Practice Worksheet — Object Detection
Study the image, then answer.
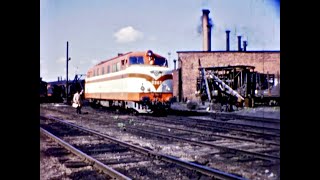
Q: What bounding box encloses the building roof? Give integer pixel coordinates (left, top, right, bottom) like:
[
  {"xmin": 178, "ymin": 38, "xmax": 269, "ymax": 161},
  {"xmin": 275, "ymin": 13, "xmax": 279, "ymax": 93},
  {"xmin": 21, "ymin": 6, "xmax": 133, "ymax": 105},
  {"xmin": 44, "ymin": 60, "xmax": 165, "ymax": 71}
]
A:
[
  {"xmin": 200, "ymin": 65, "xmax": 255, "ymax": 71},
  {"xmin": 176, "ymin": 50, "xmax": 280, "ymax": 53}
]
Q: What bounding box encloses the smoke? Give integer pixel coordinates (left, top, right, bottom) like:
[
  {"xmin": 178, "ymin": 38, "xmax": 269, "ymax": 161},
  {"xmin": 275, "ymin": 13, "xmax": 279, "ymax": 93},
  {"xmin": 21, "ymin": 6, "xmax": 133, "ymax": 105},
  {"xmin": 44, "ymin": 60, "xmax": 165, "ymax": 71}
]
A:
[
  {"xmin": 197, "ymin": 17, "xmax": 202, "ymax": 36},
  {"xmin": 196, "ymin": 15, "xmax": 214, "ymax": 36},
  {"xmin": 208, "ymin": 17, "xmax": 214, "ymax": 29}
]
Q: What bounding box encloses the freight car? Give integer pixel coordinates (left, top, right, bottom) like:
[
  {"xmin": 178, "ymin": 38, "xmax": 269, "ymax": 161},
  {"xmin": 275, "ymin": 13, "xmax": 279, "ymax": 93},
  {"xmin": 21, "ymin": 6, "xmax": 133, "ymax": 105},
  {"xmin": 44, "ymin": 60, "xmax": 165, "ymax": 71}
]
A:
[{"xmin": 84, "ymin": 50, "xmax": 173, "ymax": 114}]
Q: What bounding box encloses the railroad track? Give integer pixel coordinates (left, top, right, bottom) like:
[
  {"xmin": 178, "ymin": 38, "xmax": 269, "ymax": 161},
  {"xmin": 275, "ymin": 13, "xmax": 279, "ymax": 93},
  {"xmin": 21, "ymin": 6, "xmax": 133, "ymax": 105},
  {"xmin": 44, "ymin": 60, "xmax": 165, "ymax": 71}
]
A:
[
  {"xmin": 46, "ymin": 114, "xmax": 279, "ymax": 162},
  {"xmin": 42, "ymin": 105, "xmax": 280, "ymax": 137},
  {"xmin": 41, "ymin": 105, "xmax": 280, "ymax": 147},
  {"xmin": 189, "ymin": 116, "xmax": 280, "ymax": 131},
  {"xmin": 210, "ymin": 113, "xmax": 280, "ymax": 124},
  {"xmin": 123, "ymin": 120, "xmax": 280, "ymax": 147},
  {"xmin": 41, "ymin": 128, "xmax": 129, "ymax": 180},
  {"xmin": 40, "ymin": 115, "xmax": 247, "ymax": 180},
  {"xmin": 41, "ymin": 106, "xmax": 280, "ymax": 157},
  {"xmin": 41, "ymin": 105, "xmax": 280, "ymax": 179},
  {"xmin": 117, "ymin": 121, "xmax": 280, "ymax": 162},
  {"xmin": 140, "ymin": 115, "xmax": 280, "ymax": 139}
]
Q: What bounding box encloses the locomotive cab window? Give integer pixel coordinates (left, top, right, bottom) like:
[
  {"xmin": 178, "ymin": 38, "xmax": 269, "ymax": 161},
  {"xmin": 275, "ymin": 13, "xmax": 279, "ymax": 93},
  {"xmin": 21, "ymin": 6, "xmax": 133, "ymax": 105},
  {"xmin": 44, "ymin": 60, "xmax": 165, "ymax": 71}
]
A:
[
  {"xmin": 154, "ymin": 57, "xmax": 168, "ymax": 67},
  {"xmin": 129, "ymin": 56, "xmax": 144, "ymax": 65}
]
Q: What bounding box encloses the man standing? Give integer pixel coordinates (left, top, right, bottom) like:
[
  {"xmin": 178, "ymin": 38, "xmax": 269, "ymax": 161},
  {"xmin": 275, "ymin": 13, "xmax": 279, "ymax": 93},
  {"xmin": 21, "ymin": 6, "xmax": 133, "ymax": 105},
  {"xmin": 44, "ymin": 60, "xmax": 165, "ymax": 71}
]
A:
[{"xmin": 73, "ymin": 89, "xmax": 83, "ymax": 114}]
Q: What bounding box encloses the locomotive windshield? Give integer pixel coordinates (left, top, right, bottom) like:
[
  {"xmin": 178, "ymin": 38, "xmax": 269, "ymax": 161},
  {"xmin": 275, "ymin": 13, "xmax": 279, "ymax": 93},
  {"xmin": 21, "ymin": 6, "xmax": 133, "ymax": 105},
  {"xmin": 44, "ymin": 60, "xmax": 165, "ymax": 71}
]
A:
[
  {"xmin": 154, "ymin": 57, "xmax": 168, "ymax": 67},
  {"xmin": 129, "ymin": 55, "xmax": 167, "ymax": 67},
  {"xmin": 129, "ymin": 56, "xmax": 144, "ymax": 64}
]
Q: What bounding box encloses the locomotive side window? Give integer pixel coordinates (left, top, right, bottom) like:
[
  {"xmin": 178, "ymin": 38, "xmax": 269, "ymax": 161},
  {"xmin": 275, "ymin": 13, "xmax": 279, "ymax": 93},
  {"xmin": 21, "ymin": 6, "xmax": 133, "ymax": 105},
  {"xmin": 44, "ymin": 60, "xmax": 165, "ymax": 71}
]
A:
[
  {"xmin": 112, "ymin": 64, "xmax": 116, "ymax": 72},
  {"xmin": 116, "ymin": 62, "xmax": 121, "ymax": 71},
  {"xmin": 129, "ymin": 56, "xmax": 144, "ymax": 65},
  {"xmin": 87, "ymin": 71, "xmax": 92, "ymax": 78}
]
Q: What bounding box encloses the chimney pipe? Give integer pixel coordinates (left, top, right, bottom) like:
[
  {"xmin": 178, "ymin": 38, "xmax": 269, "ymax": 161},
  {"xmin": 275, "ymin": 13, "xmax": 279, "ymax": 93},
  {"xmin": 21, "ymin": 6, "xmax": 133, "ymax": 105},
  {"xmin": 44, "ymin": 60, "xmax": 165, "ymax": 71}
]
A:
[
  {"xmin": 243, "ymin": 41, "xmax": 247, "ymax": 51},
  {"xmin": 226, "ymin": 30, "xmax": 230, "ymax": 51},
  {"xmin": 237, "ymin": 36, "xmax": 242, "ymax": 52},
  {"xmin": 202, "ymin": 9, "xmax": 211, "ymax": 51}
]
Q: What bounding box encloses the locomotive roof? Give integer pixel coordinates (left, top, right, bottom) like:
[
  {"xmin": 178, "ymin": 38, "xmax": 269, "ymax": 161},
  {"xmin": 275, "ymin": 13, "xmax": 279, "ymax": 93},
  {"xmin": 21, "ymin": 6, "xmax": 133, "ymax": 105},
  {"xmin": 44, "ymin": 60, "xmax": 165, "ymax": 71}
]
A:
[{"xmin": 94, "ymin": 51, "xmax": 166, "ymax": 67}]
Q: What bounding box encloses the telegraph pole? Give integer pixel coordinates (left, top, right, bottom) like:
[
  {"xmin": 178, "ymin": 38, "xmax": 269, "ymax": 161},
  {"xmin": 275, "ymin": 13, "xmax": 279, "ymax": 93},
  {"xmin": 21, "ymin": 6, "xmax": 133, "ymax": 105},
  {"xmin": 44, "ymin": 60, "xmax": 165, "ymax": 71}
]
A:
[
  {"xmin": 66, "ymin": 41, "xmax": 71, "ymax": 104},
  {"xmin": 168, "ymin": 52, "xmax": 171, "ymax": 68}
]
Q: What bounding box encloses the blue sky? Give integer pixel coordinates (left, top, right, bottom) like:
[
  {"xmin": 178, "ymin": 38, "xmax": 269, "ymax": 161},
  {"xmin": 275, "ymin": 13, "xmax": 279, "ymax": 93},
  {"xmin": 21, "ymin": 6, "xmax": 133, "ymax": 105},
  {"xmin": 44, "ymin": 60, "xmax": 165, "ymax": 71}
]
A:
[{"xmin": 40, "ymin": 0, "xmax": 280, "ymax": 82}]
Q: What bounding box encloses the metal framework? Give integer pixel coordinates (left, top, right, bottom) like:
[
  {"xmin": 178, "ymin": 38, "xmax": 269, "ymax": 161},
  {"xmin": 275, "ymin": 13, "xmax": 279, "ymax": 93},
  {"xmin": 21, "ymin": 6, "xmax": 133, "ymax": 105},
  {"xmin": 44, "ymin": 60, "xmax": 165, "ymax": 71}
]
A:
[{"xmin": 197, "ymin": 61, "xmax": 279, "ymax": 108}]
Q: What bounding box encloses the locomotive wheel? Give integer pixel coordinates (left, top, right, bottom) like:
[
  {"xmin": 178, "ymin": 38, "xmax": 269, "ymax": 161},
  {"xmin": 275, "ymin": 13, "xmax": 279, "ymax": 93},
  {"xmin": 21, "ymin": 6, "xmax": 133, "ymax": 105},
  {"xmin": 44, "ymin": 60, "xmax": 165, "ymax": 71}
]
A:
[{"xmin": 89, "ymin": 99, "xmax": 101, "ymax": 109}]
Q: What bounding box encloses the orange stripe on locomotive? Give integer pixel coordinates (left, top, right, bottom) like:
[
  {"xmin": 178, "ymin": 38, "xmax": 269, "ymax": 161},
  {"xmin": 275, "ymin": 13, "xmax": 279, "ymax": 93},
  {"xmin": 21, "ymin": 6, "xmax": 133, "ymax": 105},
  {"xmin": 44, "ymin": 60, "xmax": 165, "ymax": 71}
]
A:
[{"xmin": 84, "ymin": 50, "xmax": 173, "ymax": 103}]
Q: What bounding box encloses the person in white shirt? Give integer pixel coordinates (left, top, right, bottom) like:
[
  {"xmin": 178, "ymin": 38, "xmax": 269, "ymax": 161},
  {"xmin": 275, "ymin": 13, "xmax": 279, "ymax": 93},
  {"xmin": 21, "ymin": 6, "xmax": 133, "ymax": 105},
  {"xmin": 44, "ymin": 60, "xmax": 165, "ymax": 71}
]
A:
[{"xmin": 73, "ymin": 89, "xmax": 83, "ymax": 114}]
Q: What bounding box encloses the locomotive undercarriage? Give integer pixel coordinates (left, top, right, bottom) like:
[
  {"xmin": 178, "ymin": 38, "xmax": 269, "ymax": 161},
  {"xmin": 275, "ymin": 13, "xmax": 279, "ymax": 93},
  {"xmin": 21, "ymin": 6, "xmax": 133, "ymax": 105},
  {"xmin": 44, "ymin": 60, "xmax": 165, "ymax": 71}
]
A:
[{"xmin": 89, "ymin": 98, "xmax": 170, "ymax": 115}]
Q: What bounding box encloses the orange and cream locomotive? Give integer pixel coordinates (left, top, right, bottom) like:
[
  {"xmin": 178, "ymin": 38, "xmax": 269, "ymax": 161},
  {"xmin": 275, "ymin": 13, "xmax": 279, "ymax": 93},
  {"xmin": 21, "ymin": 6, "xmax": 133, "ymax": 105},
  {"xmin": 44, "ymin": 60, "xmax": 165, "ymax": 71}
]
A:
[{"xmin": 84, "ymin": 50, "xmax": 173, "ymax": 114}]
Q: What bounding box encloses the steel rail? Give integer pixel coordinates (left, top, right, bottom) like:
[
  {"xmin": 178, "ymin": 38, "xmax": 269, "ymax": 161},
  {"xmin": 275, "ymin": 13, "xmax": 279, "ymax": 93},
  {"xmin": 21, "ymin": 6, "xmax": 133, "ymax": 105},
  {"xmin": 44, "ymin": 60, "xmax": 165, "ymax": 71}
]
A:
[
  {"xmin": 40, "ymin": 127, "xmax": 131, "ymax": 180},
  {"xmin": 142, "ymin": 116, "xmax": 280, "ymax": 138},
  {"xmin": 129, "ymin": 121, "xmax": 280, "ymax": 146},
  {"xmin": 187, "ymin": 117, "xmax": 280, "ymax": 131},
  {"xmin": 212, "ymin": 113, "xmax": 280, "ymax": 124},
  {"xmin": 126, "ymin": 126, "xmax": 280, "ymax": 162}
]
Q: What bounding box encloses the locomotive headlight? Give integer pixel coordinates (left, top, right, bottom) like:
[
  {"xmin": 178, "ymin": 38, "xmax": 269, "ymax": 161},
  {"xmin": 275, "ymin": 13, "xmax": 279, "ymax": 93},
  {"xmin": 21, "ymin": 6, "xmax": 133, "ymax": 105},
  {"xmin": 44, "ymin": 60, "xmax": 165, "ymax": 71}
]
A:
[
  {"xmin": 141, "ymin": 83, "xmax": 145, "ymax": 92},
  {"xmin": 166, "ymin": 86, "xmax": 171, "ymax": 91}
]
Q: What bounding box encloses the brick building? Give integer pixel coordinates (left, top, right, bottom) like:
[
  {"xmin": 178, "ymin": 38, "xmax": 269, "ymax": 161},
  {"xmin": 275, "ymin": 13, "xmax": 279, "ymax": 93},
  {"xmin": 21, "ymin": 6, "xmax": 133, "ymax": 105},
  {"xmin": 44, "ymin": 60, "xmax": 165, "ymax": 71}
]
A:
[
  {"xmin": 172, "ymin": 9, "xmax": 280, "ymax": 103},
  {"xmin": 172, "ymin": 51, "xmax": 280, "ymax": 102}
]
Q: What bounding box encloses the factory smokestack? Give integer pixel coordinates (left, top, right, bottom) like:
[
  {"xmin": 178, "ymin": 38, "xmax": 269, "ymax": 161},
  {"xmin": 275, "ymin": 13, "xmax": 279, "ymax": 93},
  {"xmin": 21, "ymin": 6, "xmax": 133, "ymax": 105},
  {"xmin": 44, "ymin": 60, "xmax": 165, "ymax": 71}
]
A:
[
  {"xmin": 237, "ymin": 36, "xmax": 242, "ymax": 52},
  {"xmin": 243, "ymin": 41, "xmax": 247, "ymax": 51},
  {"xmin": 226, "ymin": 30, "xmax": 230, "ymax": 51},
  {"xmin": 202, "ymin": 9, "xmax": 211, "ymax": 51}
]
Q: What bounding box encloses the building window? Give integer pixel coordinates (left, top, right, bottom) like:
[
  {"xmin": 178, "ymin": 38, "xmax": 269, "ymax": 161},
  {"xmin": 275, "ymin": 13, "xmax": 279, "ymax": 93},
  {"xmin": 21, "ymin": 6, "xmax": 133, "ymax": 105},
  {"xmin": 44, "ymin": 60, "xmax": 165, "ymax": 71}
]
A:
[
  {"xmin": 107, "ymin": 65, "xmax": 110, "ymax": 73},
  {"xmin": 97, "ymin": 68, "xmax": 99, "ymax": 76},
  {"xmin": 102, "ymin": 67, "xmax": 105, "ymax": 74}
]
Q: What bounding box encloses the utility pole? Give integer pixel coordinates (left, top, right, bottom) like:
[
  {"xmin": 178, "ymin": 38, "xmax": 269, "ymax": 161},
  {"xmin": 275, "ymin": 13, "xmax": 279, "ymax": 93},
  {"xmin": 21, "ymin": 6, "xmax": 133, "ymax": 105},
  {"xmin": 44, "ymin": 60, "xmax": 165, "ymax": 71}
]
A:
[
  {"xmin": 168, "ymin": 52, "xmax": 171, "ymax": 68},
  {"xmin": 66, "ymin": 41, "xmax": 71, "ymax": 104}
]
